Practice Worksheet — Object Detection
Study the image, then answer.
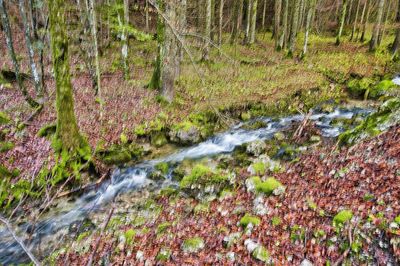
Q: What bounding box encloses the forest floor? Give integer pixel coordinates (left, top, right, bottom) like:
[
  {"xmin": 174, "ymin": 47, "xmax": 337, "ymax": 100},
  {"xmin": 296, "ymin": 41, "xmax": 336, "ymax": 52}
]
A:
[{"xmin": 1, "ymin": 30, "xmax": 397, "ymax": 184}]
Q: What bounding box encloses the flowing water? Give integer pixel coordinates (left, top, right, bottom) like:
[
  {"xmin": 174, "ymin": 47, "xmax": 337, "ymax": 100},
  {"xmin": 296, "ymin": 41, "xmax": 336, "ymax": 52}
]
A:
[{"xmin": 0, "ymin": 107, "xmax": 372, "ymax": 265}]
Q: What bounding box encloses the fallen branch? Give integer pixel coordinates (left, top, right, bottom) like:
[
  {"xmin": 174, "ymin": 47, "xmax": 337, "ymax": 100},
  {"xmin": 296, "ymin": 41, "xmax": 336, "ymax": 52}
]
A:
[
  {"xmin": 0, "ymin": 215, "xmax": 41, "ymax": 266},
  {"xmin": 86, "ymin": 207, "xmax": 114, "ymax": 266},
  {"xmin": 293, "ymin": 109, "xmax": 312, "ymax": 142}
]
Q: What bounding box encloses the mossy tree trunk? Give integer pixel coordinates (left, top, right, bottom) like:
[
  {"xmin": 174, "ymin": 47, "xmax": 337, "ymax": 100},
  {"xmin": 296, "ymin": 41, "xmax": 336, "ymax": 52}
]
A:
[
  {"xmin": 369, "ymin": 0, "xmax": 385, "ymax": 51},
  {"xmin": 288, "ymin": 0, "xmax": 300, "ymax": 56},
  {"xmin": 274, "ymin": 0, "xmax": 282, "ymax": 49},
  {"xmin": 0, "ymin": 0, "xmax": 39, "ymax": 108},
  {"xmin": 335, "ymin": 0, "xmax": 347, "ymax": 45},
  {"xmin": 391, "ymin": 0, "xmax": 400, "ymax": 57},
  {"xmin": 49, "ymin": 0, "xmax": 84, "ymax": 151}
]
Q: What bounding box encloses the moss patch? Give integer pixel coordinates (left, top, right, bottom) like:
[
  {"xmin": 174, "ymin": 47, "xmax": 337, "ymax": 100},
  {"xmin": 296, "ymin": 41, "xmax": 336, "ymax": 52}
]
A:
[
  {"xmin": 333, "ymin": 210, "xmax": 353, "ymax": 226},
  {"xmin": 181, "ymin": 237, "xmax": 205, "ymax": 253},
  {"xmin": 240, "ymin": 214, "xmax": 261, "ymax": 228},
  {"xmin": 256, "ymin": 177, "xmax": 284, "ymax": 195}
]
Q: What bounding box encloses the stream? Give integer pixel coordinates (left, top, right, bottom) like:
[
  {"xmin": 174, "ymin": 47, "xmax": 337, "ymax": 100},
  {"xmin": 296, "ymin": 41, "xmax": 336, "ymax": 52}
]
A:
[{"xmin": 0, "ymin": 106, "xmax": 373, "ymax": 265}]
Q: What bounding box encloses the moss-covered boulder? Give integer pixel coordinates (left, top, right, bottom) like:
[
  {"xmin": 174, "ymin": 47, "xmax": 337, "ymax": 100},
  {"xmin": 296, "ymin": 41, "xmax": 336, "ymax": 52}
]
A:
[
  {"xmin": 0, "ymin": 112, "xmax": 11, "ymax": 125},
  {"xmin": 151, "ymin": 132, "xmax": 168, "ymax": 147},
  {"xmin": 246, "ymin": 140, "xmax": 267, "ymax": 156},
  {"xmin": 347, "ymin": 78, "xmax": 399, "ymax": 99},
  {"xmin": 181, "ymin": 237, "xmax": 205, "ymax": 253},
  {"xmin": 168, "ymin": 121, "xmax": 202, "ymax": 145},
  {"xmin": 339, "ymin": 98, "xmax": 400, "ymax": 146},
  {"xmin": 179, "ymin": 164, "xmax": 231, "ymax": 199},
  {"xmin": 97, "ymin": 144, "xmax": 144, "ymax": 165}
]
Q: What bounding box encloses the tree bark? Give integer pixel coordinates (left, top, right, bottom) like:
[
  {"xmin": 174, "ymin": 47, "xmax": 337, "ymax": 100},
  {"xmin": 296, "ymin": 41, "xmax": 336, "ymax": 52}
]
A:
[
  {"xmin": 145, "ymin": 0, "xmax": 149, "ymax": 31},
  {"xmin": 369, "ymin": 0, "xmax": 385, "ymax": 51},
  {"xmin": 377, "ymin": 0, "xmax": 391, "ymax": 45},
  {"xmin": 122, "ymin": 0, "xmax": 129, "ymax": 79},
  {"xmin": 249, "ymin": 0, "xmax": 258, "ymax": 44},
  {"xmin": 230, "ymin": 0, "xmax": 244, "ymax": 44},
  {"xmin": 346, "ymin": 0, "xmax": 354, "ymax": 25},
  {"xmin": 302, "ymin": 0, "xmax": 316, "ymax": 57},
  {"xmin": 49, "ymin": 0, "xmax": 84, "ymax": 151},
  {"xmin": 202, "ymin": 0, "xmax": 212, "ymax": 59},
  {"xmin": 350, "ymin": 0, "xmax": 360, "ymax": 41},
  {"xmin": 0, "ymin": 0, "xmax": 38, "ymax": 108},
  {"xmin": 360, "ymin": 0, "xmax": 371, "ymax": 42},
  {"xmin": 19, "ymin": 0, "xmax": 42, "ymax": 97},
  {"xmin": 279, "ymin": 0, "xmax": 289, "ymax": 49},
  {"xmin": 274, "ymin": 0, "xmax": 282, "ymax": 49},
  {"xmin": 244, "ymin": 0, "xmax": 252, "ymax": 44},
  {"xmin": 391, "ymin": 0, "xmax": 400, "ymax": 56},
  {"xmin": 335, "ymin": 0, "xmax": 347, "ymax": 45},
  {"xmin": 217, "ymin": 0, "xmax": 224, "ymax": 45},
  {"xmin": 88, "ymin": 0, "xmax": 101, "ymax": 97},
  {"xmin": 261, "ymin": 0, "xmax": 267, "ymax": 30},
  {"xmin": 288, "ymin": 0, "xmax": 301, "ymax": 55}
]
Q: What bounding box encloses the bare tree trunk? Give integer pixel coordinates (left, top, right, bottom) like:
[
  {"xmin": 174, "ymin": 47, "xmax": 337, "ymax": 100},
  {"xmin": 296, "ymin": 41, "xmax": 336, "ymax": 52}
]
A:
[
  {"xmin": 369, "ymin": 0, "xmax": 385, "ymax": 51},
  {"xmin": 336, "ymin": 0, "xmax": 347, "ymax": 45},
  {"xmin": 391, "ymin": 0, "xmax": 400, "ymax": 57},
  {"xmin": 202, "ymin": 0, "xmax": 212, "ymax": 60},
  {"xmin": 346, "ymin": 0, "xmax": 354, "ymax": 25},
  {"xmin": 360, "ymin": 0, "xmax": 371, "ymax": 42},
  {"xmin": 350, "ymin": 0, "xmax": 360, "ymax": 40},
  {"xmin": 88, "ymin": 0, "xmax": 101, "ymax": 97},
  {"xmin": 244, "ymin": 0, "xmax": 252, "ymax": 44},
  {"xmin": 145, "ymin": 0, "xmax": 149, "ymax": 31},
  {"xmin": 298, "ymin": 0, "xmax": 305, "ymax": 32},
  {"xmin": 288, "ymin": 0, "xmax": 300, "ymax": 56},
  {"xmin": 274, "ymin": 0, "xmax": 282, "ymax": 49},
  {"xmin": 19, "ymin": 0, "xmax": 42, "ymax": 97},
  {"xmin": 249, "ymin": 0, "xmax": 258, "ymax": 44},
  {"xmin": 377, "ymin": 0, "xmax": 391, "ymax": 45},
  {"xmin": 280, "ymin": 0, "xmax": 289, "ymax": 49},
  {"xmin": 230, "ymin": 0, "xmax": 244, "ymax": 44},
  {"xmin": 121, "ymin": 0, "xmax": 129, "ymax": 79},
  {"xmin": 302, "ymin": 0, "xmax": 316, "ymax": 57},
  {"xmin": 0, "ymin": 0, "xmax": 38, "ymax": 108},
  {"xmin": 261, "ymin": 0, "xmax": 267, "ymax": 30},
  {"xmin": 217, "ymin": 0, "xmax": 224, "ymax": 45}
]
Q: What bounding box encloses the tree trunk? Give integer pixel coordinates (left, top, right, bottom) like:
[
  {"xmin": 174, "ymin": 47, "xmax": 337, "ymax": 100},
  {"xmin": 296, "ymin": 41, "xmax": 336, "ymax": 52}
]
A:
[
  {"xmin": 274, "ymin": 0, "xmax": 282, "ymax": 49},
  {"xmin": 377, "ymin": 0, "xmax": 391, "ymax": 45},
  {"xmin": 261, "ymin": 0, "xmax": 267, "ymax": 30},
  {"xmin": 122, "ymin": 0, "xmax": 129, "ymax": 79},
  {"xmin": 19, "ymin": 0, "xmax": 42, "ymax": 97},
  {"xmin": 335, "ymin": 0, "xmax": 347, "ymax": 45},
  {"xmin": 202, "ymin": 0, "xmax": 212, "ymax": 60},
  {"xmin": 0, "ymin": 0, "xmax": 38, "ymax": 108},
  {"xmin": 302, "ymin": 0, "xmax": 316, "ymax": 57},
  {"xmin": 288, "ymin": 0, "xmax": 300, "ymax": 56},
  {"xmin": 145, "ymin": 0, "xmax": 149, "ymax": 31},
  {"xmin": 230, "ymin": 0, "xmax": 244, "ymax": 44},
  {"xmin": 391, "ymin": 0, "xmax": 400, "ymax": 56},
  {"xmin": 346, "ymin": 0, "xmax": 353, "ymax": 25},
  {"xmin": 88, "ymin": 0, "xmax": 101, "ymax": 97},
  {"xmin": 244, "ymin": 0, "xmax": 252, "ymax": 44},
  {"xmin": 369, "ymin": 0, "xmax": 385, "ymax": 51},
  {"xmin": 48, "ymin": 0, "xmax": 84, "ymax": 151},
  {"xmin": 249, "ymin": 0, "xmax": 258, "ymax": 44},
  {"xmin": 298, "ymin": 0, "xmax": 305, "ymax": 32},
  {"xmin": 360, "ymin": 0, "xmax": 371, "ymax": 42},
  {"xmin": 279, "ymin": 0, "xmax": 288, "ymax": 49},
  {"xmin": 217, "ymin": 0, "xmax": 224, "ymax": 45},
  {"xmin": 350, "ymin": 0, "xmax": 360, "ymax": 41}
]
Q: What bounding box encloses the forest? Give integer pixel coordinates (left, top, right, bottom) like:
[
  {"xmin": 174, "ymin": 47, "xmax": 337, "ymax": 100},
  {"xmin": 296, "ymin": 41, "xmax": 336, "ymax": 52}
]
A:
[{"xmin": 0, "ymin": 0, "xmax": 400, "ymax": 264}]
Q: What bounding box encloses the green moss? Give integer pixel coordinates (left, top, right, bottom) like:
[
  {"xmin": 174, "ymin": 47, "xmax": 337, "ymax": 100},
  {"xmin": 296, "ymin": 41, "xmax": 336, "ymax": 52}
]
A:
[
  {"xmin": 179, "ymin": 164, "xmax": 228, "ymax": 189},
  {"xmin": 333, "ymin": 210, "xmax": 353, "ymax": 226},
  {"xmin": 151, "ymin": 132, "xmax": 168, "ymax": 147},
  {"xmin": 256, "ymin": 177, "xmax": 284, "ymax": 195},
  {"xmin": 0, "ymin": 112, "xmax": 11, "ymax": 125},
  {"xmin": 271, "ymin": 216, "xmax": 281, "ymax": 226},
  {"xmin": 194, "ymin": 203, "xmax": 209, "ymax": 214},
  {"xmin": 124, "ymin": 229, "xmax": 136, "ymax": 245},
  {"xmin": 97, "ymin": 144, "xmax": 144, "ymax": 165},
  {"xmin": 37, "ymin": 124, "xmax": 57, "ymax": 137},
  {"xmin": 0, "ymin": 142, "xmax": 14, "ymax": 153},
  {"xmin": 240, "ymin": 214, "xmax": 261, "ymax": 228},
  {"xmin": 155, "ymin": 162, "xmax": 169, "ymax": 174},
  {"xmin": 76, "ymin": 231, "xmax": 91, "ymax": 242},
  {"xmin": 394, "ymin": 216, "xmax": 400, "ymax": 225},
  {"xmin": 156, "ymin": 248, "xmax": 171, "ymax": 261},
  {"xmin": 156, "ymin": 222, "xmax": 171, "ymax": 234},
  {"xmin": 134, "ymin": 124, "xmax": 146, "ymax": 136},
  {"xmin": 251, "ymin": 162, "xmax": 266, "ymax": 175},
  {"xmin": 252, "ymin": 245, "xmax": 270, "ymax": 262},
  {"xmin": 120, "ymin": 133, "xmax": 128, "ymax": 144},
  {"xmin": 181, "ymin": 237, "xmax": 205, "ymax": 253}
]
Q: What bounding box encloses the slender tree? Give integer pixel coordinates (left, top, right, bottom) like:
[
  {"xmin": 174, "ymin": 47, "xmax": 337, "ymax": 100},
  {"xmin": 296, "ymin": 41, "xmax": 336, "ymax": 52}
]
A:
[
  {"xmin": 377, "ymin": 0, "xmax": 391, "ymax": 45},
  {"xmin": 336, "ymin": 0, "xmax": 348, "ymax": 45},
  {"xmin": 350, "ymin": 0, "xmax": 361, "ymax": 41},
  {"xmin": 391, "ymin": 0, "xmax": 400, "ymax": 57},
  {"xmin": 217, "ymin": 0, "xmax": 224, "ymax": 45},
  {"xmin": 202, "ymin": 0, "xmax": 212, "ymax": 60},
  {"xmin": 274, "ymin": 0, "xmax": 282, "ymax": 49},
  {"xmin": 48, "ymin": 0, "xmax": 85, "ymax": 151},
  {"xmin": 249, "ymin": 0, "xmax": 258, "ymax": 44},
  {"xmin": 145, "ymin": 0, "xmax": 149, "ymax": 31},
  {"xmin": 369, "ymin": 0, "xmax": 385, "ymax": 51},
  {"xmin": 19, "ymin": 0, "xmax": 42, "ymax": 97},
  {"xmin": 122, "ymin": 0, "xmax": 129, "ymax": 79},
  {"xmin": 88, "ymin": 0, "xmax": 102, "ymax": 97},
  {"xmin": 288, "ymin": 0, "xmax": 301, "ymax": 56},
  {"xmin": 0, "ymin": 0, "xmax": 38, "ymax": 108},
  {"xmin": 261, "ymin": 0, "xmax": 267, "ymax": 30},
  {"xmin": 279, "ymin": 0, "xmax": 289, "ymax": 49},
  {"xmin": 244, "ymin": 0, "xmax": 252, "ymax": 44},
  {"xmin": 346, "ymin": 0, "xmax": 354, "ymax": 25},
  {"xmin": 302, "ymin": 0, "xmax": 316, "ymax": 57},
  {"xmin": 230, "ymin": 0, "xmax": 244, "ymax": 44},
  {"xmin": 360, "ymin": 0, "xmax": 371, "ymax": 42}
]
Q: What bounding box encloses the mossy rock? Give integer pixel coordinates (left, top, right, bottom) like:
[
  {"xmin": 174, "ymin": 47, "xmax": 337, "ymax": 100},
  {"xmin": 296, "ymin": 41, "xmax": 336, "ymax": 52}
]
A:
[
  {"xmin": 339, "ymin": 98, "xmax": 400, "ymax": 146},
  {"xmin": 240, "ymin": 214, "xmax": 261, "ymax": 228},
  {"xmin": 37, "ymin": 124, "xmax": 57, "ymax": 137},
  {"xmin": 347, "ymin": 78, "xmax": 398, "ymax": 99},
  {"xmin": 168, "ymin": 121, "xmax": 202, "ymax": 145},
  {"xmin": 248, "ymin": 162, "xmax": 266, "ymax": 175},
  {"xmin": 97, "ymin": 144, "xmax": 144, "ymax": 165},
  {"xmin": 347, "ymin": 77, "xmax": 375, "ymax": 99},
  {"xmin": 333, "ymin": 210, "xmax": 353, "ymax": 226},
  {"xmin": 181, "ymin": 237, "xmax": 205, "ymax": 253},
  {"xmin": 0, "ymin": 142, "xmax": 14, "ymax": 153},
  {"xmin": 252, "ymin": 245, "xmax": 270, "ymax": 263},
  {"xmin": 151, "ymin": 132, "xmax": 168, "ymax": 147},
  {"xmin": 0, "ymin": 112, "xmax": 11, "ymax": 125},
  {"xmin": 155, "ymin": 162, "xmax": 169, "ymax": 175},
  {"xmin": 256, "ymin": 177, "xmax": 284, "ymax": 196}
]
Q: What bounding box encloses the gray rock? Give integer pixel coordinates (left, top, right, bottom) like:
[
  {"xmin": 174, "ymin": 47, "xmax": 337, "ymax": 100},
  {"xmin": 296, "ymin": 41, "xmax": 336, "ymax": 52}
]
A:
[
  {"xmin": 169, "ymin": 125, "xmax": 201, "ymax": 145},
  {"xmin": 246, "ymin": 140, "xmax": 267, "ymax": 156}
]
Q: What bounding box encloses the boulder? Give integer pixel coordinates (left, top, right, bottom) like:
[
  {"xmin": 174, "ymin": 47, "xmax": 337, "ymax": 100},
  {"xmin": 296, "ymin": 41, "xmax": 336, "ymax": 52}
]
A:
[{"xmin": 246, "ymin": 140, "xmax": 267, "ymax": 156}]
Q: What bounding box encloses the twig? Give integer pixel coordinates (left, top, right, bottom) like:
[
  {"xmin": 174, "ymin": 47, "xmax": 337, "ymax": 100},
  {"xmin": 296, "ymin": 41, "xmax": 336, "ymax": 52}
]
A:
[
  {"xmin": 0, "ymin": 215, "xmax": 41, "ymax": 266},
  {"xmin": 293, "ymin": 109, "xmax": 312, "ymax": 142},
  {"xmin": 86, "ymin": 207, "xmax": 114, "ymax": 266},
  {"xmin": 56, "ymin": 171, "xmax": 108, "ymax": 199}
]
